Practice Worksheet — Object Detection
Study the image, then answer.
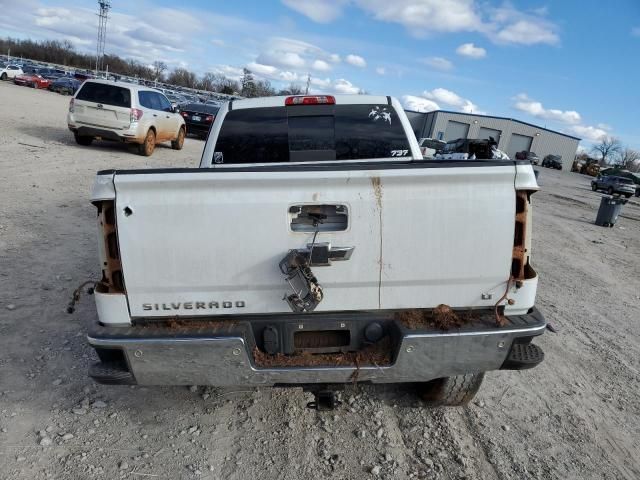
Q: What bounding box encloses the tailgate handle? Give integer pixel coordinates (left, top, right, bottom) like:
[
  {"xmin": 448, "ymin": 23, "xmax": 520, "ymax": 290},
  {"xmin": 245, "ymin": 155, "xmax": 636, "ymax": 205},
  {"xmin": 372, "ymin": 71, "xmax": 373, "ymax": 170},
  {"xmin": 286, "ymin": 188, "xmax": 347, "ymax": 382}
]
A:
[
  {"xmin": 304, "ymin": 243, "xmax": 354, "ymax": 266},
  {"xmin": 289, "ymin": 204, "xmax": 348, "ymax": 232}
]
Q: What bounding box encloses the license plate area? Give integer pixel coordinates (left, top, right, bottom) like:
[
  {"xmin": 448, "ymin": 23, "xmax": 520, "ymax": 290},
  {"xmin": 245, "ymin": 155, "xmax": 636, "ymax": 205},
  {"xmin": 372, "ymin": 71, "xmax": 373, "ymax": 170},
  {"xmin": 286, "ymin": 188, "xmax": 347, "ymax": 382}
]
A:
[
  {"xmin": 250, "ymin": 316, "xmax": 398, "ymax": 356},
  {"xmin": 192, "ymin": 115, "xmax": 201, "ymax": 121}
]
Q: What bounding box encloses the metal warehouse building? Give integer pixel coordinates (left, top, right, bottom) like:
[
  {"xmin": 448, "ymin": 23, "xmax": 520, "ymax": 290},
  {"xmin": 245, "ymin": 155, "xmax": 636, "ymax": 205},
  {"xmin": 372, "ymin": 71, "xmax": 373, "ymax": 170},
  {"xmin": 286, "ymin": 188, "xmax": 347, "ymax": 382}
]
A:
[{"xmin": 406, "ymin": 110, "xmax": 580, "ymax": 170}]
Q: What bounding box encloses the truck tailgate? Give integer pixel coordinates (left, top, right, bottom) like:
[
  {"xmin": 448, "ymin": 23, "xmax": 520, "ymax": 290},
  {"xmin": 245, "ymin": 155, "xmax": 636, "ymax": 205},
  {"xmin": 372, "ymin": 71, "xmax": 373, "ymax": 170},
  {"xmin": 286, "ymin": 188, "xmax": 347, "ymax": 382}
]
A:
[{"xmin": 112, "ymin": 164, "xmax": 516, "ymax": 318}]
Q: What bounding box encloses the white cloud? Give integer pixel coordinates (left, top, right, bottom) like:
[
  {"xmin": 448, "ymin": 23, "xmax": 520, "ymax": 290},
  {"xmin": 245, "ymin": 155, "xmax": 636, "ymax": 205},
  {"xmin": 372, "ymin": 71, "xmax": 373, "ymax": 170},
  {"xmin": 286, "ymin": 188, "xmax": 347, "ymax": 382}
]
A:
[
  {"xmin": 495, "ymin": 20, "xmax": 559, "ymax": 45},
  {"xmin": 346, "ymin": 54, "xmax": 367, "ymax": 68},
  {"xmin": 310, "ymin": 77, "xmax": 332, "ymax": 89},
  {"xmin": 570, "ymin": 125, "xmax": 608, "ymax": 143},
  {"xmin": 456, "ymin": 42, "xmax": 486, "ymax": 58},
  {"xmin": 0, "ymin": 2, "xmax": 209, "ymax": 64},
  {"xmin": 312, "ymin": 59, "xmax": 332, "ymax": 71},
  {"xmin": 309, "ymin": 77, "xmax": 364, "ymax": 95},
  {"xmin": 211, "ymin": 39, "xmax": 225, "ymax": 47},
  {"xmin": 333, "ymin": 78, "xmax": 361, "ymax": 94},
  {"xmin": 280, "ymin": 1, "xmax": 560, "ymax": 46},
  {"xmin": 279, "ymin": 71, "xmax": 300, "ymax": 82},
  {"xmin": 512, "ymin": 94, "xmax": 581, "ymax": 124},
  {"xmin": 421, "ymin": 57, "xmax": 453, "ymax": 71},
  {"xmin": 254, "ymin": 37, "xmax": 341, "ymax": 72},
  {"xmin": 257, "ymin": 50, "xmax": 305, "ymax": 69},
  {"xmin": 632, "ymin": 27, "xmax": 640, "ymax": 37},
  {"xmin": 355, "ymin": 0, "xmax": 482, "ymax": 36},
  {"xmin": 210, "ymin": 65, "xmax": 244, "ymax": 82},
  {"xmin": 281, "ymin": 0, "xmax": 347, "ymax": 23},
  {"xmin": 375, "ymin": 67, "xmax": 386, "ymax": 75},
  {"xmin": 511, "ymin": 94, "xmax": 610, "ymax": 142},
  {"xmin": 402, "ymin": 95, "xmax": 440, "ymax": 113},
  {"xmin": 247, "ymin": 62, "xmax": 279, "ymax": 76},
  {"xmin": 423, "ymin": 87, "xmax": 482, "ymax": 114}
]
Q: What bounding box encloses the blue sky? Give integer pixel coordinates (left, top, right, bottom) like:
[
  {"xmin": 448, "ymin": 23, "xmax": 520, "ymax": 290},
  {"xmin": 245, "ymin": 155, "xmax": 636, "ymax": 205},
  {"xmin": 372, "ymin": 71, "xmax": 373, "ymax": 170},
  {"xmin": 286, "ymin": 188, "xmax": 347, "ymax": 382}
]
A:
[{"xmin": 1, "ymin": 0, "xmax": 639, "ymax": 149}]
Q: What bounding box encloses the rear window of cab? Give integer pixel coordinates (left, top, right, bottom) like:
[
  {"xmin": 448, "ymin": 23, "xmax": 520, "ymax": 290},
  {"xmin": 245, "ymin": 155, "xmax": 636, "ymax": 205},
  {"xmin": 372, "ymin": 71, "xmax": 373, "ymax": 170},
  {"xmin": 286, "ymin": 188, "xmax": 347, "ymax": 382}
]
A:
[
  {"xmin": 76, "ymin": 82, "xmax": 131, "ymax": 108},
  {"xmin": 212, "ymin": 104, "xmax": 411, "ymax": 164}
]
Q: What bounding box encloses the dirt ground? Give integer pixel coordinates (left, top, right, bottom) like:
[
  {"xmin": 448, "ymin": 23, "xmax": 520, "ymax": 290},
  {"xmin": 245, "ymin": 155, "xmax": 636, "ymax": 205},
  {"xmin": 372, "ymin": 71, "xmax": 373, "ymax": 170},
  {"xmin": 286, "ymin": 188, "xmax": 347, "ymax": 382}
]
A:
[{"xmin": 1, "ymin": 81, "xmax": 639, "ymax": 480}]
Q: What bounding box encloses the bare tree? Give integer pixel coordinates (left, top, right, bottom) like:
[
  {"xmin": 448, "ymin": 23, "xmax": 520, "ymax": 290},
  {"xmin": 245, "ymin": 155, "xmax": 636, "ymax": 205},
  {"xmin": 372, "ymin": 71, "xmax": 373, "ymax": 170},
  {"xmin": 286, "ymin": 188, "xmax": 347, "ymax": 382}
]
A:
[
  {"xmin": 618, "ymin": 148, "xmax": 640, "ymax": 171},
  {"xmin": 167, "ymin": 68, "xmax": 197, "ymax": 88},
  {"xmin": 198, "ymin": 72, "xmax": 217, "ymax": 91},
  {"xmin": 278, "ymin": 83, "xmax": 303, "ymax": 95},
  {"xmin": 152, "ymin": 61, "xmax": 167, "ymax": 81},
  {"xmin": 591, "ymin": 136, "xmax": 622, "ymax": 165},
  {"xmin": 253, "ymin": 79, "xmax": 276, "ymax": 97}
]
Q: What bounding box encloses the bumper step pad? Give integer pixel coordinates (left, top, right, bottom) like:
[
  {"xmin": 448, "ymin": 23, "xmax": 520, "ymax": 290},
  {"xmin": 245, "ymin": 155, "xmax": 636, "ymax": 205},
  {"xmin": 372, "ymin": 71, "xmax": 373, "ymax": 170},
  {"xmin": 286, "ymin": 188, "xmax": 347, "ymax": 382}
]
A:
[
  {"xmin": 89, "ymin": 361, "xmax": 136, "ymax": 385},
  {"xmin": 501, "ymin": 343, "xmax": 544, "ymax": 370}
]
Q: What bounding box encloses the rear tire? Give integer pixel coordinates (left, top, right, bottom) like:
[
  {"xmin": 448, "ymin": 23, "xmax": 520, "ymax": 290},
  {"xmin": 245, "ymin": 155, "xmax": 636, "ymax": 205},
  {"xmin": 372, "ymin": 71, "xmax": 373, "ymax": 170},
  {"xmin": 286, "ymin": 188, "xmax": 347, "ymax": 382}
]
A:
[
  {"xmin": 171, "ymin": 127, "xmax": 185, "ymax": 150},
  {"xmin": 138, "ymin": 129, "xmax": 156, "ymax": 156},
  {"xmin": 0, "ymin": 73, "xmax": 7, "ymax": 81},
  {"xmin": 420, "ymin": 373, "xmax": 485, "ymax": 407},
  {"xmin": 591, "ymin": 183, "xmax": 597, "ymax": 191},
  {"xmin": 607, "ymin": 187, "xmax": 614, "ymax": 195},
  {"xmin": 624, "ymin": 194, "xmax": 631, "ymax": 198},
  {"xmin": 74, "ymin": 133, "xmax": 93, "ymax": 146}
]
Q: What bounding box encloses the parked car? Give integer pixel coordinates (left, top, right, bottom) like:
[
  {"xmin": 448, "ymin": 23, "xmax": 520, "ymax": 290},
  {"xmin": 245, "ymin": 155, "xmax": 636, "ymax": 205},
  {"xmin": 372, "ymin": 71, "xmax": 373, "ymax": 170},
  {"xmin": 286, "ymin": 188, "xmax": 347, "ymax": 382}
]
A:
[
  {"xmin": 417, "ymin": 137, "xmax": 446, "ymax": 158},
  {"xmin": 515, "ymin": 151, "xmax": 540, "ymax": 165},
  {"xmin": 13, "ymin": 72, "xmax": 51, "ymax": 89},
  {"xmin": 0, "ymin": 65, "xmax": 23, "ymax": 80},
  {"xmin": 37, "ymin": 68, "xmax": 63, "ymax": 80},
  {"xmin": 541, "ymin": 155, "xmax": 562, "ymax": 169},
  {"xmin": 67, "ymin": 79, "xmax": 186, "ymax": 156},
  {"xmin": 179, "ymin": 102, "xmax": 219, "ymax": 139},
  {"xmin": 591, "ymin": 175, "xmax": 636, "ymax": 198},
  {"xmin": 598, "ymin": 168, "xmax": 640, "ymax": 196},
  {"xmin": 165, "ymin": 93, "xmax": 187, "ymax": 109},
  {"xmin": 86, "ymin": 95, "xmax": 545, "ymax": 405},
  {"xmin": 49, "ymin": 77, "xmax": 82, "ymax": 95}
]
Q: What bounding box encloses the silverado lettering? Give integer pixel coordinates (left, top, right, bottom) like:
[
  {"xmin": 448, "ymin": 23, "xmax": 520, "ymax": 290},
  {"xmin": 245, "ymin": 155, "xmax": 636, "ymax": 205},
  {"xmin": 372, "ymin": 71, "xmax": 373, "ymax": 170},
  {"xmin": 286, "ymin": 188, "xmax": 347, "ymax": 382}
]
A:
[{"xmin": 142, "ymin": 301, "xmax": 246, "ymax": 310}]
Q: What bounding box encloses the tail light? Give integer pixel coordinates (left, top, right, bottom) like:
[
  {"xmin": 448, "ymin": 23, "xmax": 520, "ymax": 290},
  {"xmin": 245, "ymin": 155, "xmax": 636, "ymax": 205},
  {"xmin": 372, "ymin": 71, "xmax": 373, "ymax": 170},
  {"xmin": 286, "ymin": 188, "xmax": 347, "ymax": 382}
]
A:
[
  {"xmin": 69, "ymin": 98, "xmax": 74, "ymax": 113},
  {"xmin": 205, "ymin": 115, "xmax": 214, "ymax": 122},
  {"xmin": 181, "ymin": 111, "xmax": 189, "ymax": 117},
  {"xmin": 130, "ymin": 108, "xmax": 143, "ymax": 122},
  {"xmin": 285, "ymin": 95, "xmax": 335, "ymax": 106}
]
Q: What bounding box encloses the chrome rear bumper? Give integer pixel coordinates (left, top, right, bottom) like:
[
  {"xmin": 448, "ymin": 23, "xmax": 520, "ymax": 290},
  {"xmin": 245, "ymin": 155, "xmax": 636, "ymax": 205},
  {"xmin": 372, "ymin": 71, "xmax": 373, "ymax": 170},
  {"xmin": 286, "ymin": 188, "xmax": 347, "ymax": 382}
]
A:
[{"xmin": 87, "ymin": 308, "xmax": 546, "ymax": 386}]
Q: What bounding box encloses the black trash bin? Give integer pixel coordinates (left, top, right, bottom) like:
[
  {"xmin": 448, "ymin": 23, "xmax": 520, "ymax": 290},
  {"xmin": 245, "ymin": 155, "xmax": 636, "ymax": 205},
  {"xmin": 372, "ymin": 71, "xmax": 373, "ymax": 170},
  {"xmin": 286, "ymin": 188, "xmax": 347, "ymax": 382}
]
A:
[{"xmin": 595, "ymin": 196, "xmax": 627, "ymax": 227}]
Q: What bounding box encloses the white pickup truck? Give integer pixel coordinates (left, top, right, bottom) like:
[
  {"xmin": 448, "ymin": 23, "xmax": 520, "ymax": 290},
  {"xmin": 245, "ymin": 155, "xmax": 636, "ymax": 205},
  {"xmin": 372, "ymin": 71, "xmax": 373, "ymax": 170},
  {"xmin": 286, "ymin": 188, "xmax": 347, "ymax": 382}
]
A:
[{"xmin": 87, "ymin": 94, "xmax": 545, "ymax": 406}]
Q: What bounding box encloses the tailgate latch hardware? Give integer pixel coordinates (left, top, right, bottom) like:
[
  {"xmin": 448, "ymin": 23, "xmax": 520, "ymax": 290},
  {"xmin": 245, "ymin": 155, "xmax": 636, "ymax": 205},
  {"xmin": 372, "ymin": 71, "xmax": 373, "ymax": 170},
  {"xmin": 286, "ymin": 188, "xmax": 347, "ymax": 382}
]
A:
[
  {"xmin": 279, "ymin": 250, "xmax": 324, "ymax": 313},
  {"xmin": 304, "ymin": 243, "xmax": 354, "ymax": 266}
]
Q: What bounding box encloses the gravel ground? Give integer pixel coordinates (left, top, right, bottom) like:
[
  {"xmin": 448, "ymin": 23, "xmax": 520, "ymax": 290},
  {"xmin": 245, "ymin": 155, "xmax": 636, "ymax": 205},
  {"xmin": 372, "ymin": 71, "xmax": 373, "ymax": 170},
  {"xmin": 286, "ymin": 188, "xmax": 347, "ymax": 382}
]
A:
[{"xmin": 1, "ymin": 81, "xmax": 639, "ymax": 480}]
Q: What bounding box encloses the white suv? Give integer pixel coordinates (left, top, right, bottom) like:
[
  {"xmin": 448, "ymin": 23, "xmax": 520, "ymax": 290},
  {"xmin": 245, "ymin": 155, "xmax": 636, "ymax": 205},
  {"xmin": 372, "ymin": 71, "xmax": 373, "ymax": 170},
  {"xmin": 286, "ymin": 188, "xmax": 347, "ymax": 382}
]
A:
[
  {"xmin": 67, "ymin": 79, "xmax": 186, "ymax": 156},
  {"xmin": 0, "ymin": 65, "xmax": 23, "ymax": 80}
]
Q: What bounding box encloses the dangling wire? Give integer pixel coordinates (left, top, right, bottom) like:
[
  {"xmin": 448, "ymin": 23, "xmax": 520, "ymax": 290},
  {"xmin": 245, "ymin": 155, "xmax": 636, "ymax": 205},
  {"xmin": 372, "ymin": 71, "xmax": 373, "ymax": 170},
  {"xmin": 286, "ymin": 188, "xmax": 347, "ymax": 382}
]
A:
[{"xmin": 307, "ymin": 223, "xmax": 320, "ymax": 262}]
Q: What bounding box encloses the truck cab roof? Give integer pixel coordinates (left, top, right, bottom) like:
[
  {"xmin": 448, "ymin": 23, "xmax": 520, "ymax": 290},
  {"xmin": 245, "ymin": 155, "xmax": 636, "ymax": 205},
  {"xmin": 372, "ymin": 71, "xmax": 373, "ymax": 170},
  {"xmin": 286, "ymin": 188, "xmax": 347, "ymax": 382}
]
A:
[{"xmin": 230, "ymin": 94, "xmax": 392, "ymax": 110}]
